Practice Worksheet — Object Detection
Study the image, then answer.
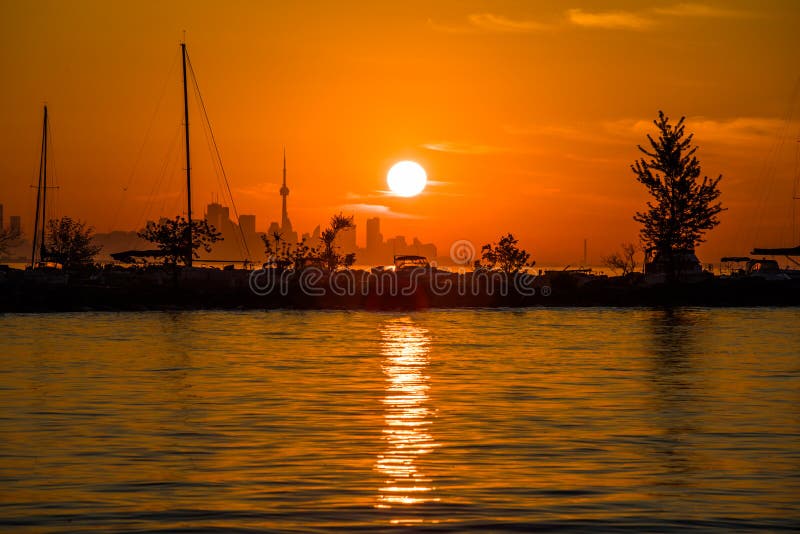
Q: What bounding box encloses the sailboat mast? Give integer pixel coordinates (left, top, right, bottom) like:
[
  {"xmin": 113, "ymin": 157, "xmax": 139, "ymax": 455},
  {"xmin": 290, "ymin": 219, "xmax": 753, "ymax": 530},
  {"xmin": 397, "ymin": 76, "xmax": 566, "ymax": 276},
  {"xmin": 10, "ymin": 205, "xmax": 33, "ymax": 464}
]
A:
[
  {"xmin": 40, "ymin": 106, "xmax": 48, "ymax": 262},
  {"xmin": 30, "ymin": 105, "xmax": 47, "ymax": 268},
  {"xmin": 181, "ymin": 42, "xmax": 193, "ymax": 268}
]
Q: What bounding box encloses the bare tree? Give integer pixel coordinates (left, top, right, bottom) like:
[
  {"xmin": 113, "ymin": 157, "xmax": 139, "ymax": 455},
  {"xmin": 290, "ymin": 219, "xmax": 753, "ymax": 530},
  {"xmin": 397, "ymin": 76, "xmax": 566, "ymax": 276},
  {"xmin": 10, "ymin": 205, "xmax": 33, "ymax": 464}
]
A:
[{"xmin": 602, "ymin": 242, "xmax": 639, "ymax": 275}]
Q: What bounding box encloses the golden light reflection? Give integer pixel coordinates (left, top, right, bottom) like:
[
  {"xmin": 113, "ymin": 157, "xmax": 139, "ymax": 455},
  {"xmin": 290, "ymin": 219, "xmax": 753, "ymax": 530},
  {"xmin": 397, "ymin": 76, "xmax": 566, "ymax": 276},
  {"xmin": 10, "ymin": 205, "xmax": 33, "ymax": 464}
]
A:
[{"xmin": 375, "ymin": 317, "xmax": 439, "ymax": 511}]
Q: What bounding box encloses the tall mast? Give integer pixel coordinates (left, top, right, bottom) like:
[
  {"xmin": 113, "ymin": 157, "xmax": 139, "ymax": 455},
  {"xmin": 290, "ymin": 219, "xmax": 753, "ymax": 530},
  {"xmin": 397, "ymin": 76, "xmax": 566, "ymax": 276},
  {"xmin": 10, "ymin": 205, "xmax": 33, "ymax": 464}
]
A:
[
  {"xmin": 181, "ymin": 42, "xmax": 193, "ymax": 268},
  {"xmin": 31, "ymin": 106, "xmax": 47, "ymax": 268},
  {"xmin": 40, "ymin": 106, "xmax": 48, "ymax": 263}
]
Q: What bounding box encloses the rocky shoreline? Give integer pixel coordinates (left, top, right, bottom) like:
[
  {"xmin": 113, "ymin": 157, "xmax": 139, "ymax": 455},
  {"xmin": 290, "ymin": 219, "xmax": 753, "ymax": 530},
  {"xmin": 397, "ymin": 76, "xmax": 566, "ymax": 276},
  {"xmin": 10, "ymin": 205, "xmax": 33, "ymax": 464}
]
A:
[{"xmin": 2, "ymin": 266, "xmax": 799, "ymax": 312}]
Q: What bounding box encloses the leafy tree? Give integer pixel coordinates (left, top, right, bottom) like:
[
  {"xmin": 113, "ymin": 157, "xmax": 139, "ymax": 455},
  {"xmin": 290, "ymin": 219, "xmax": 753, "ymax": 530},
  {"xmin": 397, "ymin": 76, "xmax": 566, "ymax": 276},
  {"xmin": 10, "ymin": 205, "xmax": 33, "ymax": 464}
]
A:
[
  {"xmin": 44, "ymin": 217, "xmax": 102, "ymax": 269},
  {"xmin": 0, "ymin": 227, "xmax": 22, "ymax": 257},
  {"xmin": 602, "ymin": 242, "xmax": 639, "ymax": 275},
  {"xmin": 318, "ymin": 213, "xmax": 356, "ymax": 271},
  {"xmin": 479, "ymin": 233, "xmax": 535, "ymax": 273},
  {"xmin": 138, "ymin": 216, "xmax": 222, "ymax": 266},
  {"xmin": 633, "ymin": 111, "xmax": 724, "ymax": 277}
]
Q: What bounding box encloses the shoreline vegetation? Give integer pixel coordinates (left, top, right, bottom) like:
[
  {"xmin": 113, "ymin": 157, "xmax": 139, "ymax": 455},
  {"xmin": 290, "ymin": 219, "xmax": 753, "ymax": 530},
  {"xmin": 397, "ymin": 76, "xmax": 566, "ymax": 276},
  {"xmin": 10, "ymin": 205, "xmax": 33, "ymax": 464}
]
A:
[{"xmin": 1, "ymin": 265, "xmax": 799, "ymax": 312}]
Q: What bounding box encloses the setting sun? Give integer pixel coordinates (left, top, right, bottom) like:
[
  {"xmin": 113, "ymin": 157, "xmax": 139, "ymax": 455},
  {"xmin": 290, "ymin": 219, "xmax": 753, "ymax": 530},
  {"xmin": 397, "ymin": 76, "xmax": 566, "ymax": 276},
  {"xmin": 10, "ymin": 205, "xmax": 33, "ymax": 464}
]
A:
[{"xmin": 387, "ymin": 161, "xmax": 427, "ymax": 198}]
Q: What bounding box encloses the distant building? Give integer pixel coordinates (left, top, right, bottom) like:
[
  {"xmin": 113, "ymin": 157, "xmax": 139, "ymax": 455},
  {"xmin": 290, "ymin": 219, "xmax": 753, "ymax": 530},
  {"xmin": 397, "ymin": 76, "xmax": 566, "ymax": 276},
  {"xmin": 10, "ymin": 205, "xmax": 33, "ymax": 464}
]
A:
[
  {"xmin": 0, "ymin": 203, "xmax": 4, "ymax": 231},
  {"xmin": 356, "ymin": 218, "xmax": 437, "ymax": 265},
  {"xmin": 206, "ymin": 202, "xmax": 230, "ymax": 232},
  {"xmin": 272, "ymin": 149, "xmax": 298, "ymax": 244},
  {"xmin": 338, "ymin": 225, "xmax": 357, "ymax": 254},
  {"xmin": 238, "ymin": 214, "xmax": 256, "ymax": 237},
  {"xmin": 199, "ymin": 202, "xmax": 263, "ymax": 262},
  {"xmin": 301, "ymin": 225, "xmax": 321, "ymax": 246},
  {"xmin": 385, "ymin": 235, "xmax": 408, "ymax": 256},
  {"xmin": 366, "ymin": 217, "xmax": 382, "ymax": 251}
]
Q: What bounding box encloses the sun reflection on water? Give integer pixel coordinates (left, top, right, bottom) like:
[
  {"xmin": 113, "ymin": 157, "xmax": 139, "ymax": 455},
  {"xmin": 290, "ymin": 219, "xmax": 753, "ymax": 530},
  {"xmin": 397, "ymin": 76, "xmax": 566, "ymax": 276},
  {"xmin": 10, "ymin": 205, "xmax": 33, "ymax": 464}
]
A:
[{"xmin": 375, "ymin": 317, "xmax": 439, "ymax": 512}]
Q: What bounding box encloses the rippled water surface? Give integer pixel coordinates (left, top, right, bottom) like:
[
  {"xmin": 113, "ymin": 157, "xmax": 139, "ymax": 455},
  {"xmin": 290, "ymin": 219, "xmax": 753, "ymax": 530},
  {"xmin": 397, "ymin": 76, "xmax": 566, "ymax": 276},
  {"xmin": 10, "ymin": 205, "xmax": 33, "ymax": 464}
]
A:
[{"xmin": 0, "ymin": 309, "xmax": 798, "ymax": 532}]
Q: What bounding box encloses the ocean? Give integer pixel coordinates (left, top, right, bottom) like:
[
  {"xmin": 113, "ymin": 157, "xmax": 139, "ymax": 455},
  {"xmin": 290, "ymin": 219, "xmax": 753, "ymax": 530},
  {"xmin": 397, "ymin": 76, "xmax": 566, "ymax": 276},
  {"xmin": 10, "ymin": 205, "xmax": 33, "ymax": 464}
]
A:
[{"xmin": 0, "ymin": 308, "xmax": 798, "ymax": 531}]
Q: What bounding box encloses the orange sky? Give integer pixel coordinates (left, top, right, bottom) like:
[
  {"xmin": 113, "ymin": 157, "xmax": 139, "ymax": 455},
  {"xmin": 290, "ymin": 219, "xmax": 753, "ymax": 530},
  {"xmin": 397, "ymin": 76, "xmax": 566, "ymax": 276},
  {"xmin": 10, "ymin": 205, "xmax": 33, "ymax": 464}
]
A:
[{"xmin": 2, "ymin": 0, "xmax": 800, "ymax": 264}]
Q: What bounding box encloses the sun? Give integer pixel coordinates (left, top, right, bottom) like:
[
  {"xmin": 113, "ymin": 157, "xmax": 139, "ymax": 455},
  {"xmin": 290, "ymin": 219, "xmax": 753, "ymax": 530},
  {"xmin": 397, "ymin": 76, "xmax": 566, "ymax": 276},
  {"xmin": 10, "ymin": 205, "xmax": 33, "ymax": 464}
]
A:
[{"xmin": 387, "ymin": 161, "xmax": 427, "ymax": 197}]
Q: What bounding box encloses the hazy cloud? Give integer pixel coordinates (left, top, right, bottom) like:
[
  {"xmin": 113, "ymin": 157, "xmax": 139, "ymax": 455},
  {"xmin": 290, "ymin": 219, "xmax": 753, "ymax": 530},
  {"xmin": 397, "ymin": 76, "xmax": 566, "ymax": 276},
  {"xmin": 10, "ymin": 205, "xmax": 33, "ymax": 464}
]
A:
[
  {"xmin": 506, "ymin": 116, "xmax": 784, "ymax": 147},
  {"xmin": 339, "ymin": 203, "xmax": 419, "ymax": 219},
  {"xmin": 422, "ymin": 141, "xmax": 509, "ymax": 154},
  {"xmin": 467, "ymin": 13, "xmax": 549, "ymax": 33},
  {"xmin": 567, "ymin": 8, "xmax": 653, "ymax": 30},
  {"xmin": 603, "ymin": 116, "xmax": 784, "ymax": 145},
  {"xmin": 427, "ymin": 13, "xmax": 550, "ymax": 34},
  {"xmin": 671, "ymin": 117, "xmax": 784, "ymax": 144},
  {"xmin": 234, "ymin": 182, "xmax": 280, "ymax": 200},
  {"xmin": 431, "ymin": 4, "xmax": 757, "ymax": 36}
]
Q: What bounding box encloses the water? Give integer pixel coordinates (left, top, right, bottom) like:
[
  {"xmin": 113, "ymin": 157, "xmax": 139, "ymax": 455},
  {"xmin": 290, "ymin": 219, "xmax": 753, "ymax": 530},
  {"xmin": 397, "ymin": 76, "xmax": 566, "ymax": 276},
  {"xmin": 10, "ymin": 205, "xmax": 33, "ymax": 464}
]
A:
[{"xmin": 0, "ymin": 309, "xmax": 798, "ymax": 532}]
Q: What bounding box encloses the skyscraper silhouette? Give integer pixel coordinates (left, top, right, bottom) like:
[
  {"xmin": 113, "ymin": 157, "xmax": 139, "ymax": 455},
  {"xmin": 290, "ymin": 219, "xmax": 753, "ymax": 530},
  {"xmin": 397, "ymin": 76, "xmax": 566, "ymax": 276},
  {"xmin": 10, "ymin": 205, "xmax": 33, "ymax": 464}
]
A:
[{"xmin": 277, "ymin": 148, "xmax": 298, "ymax": 244}]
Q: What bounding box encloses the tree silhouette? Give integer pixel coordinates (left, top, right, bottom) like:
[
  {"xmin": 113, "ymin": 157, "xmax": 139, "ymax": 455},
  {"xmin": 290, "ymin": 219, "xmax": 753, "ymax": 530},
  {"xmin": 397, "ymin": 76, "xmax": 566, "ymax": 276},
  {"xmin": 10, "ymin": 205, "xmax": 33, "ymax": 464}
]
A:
[
  {"xmin": 258, "ymin": 215, "xmax": 356, "ymax": 271},
  {"xmin": 44, "ymin": 216, "xmax": 102, "ymax": 269},
  {"xmin": 318, "ymin": 213, "xmax": 355, "ymax": 271},
  {"xmin": 602, "ymin": 242, "xmax": 639, "ymax": 275},
  {"xmin": 271, "ymin": 230, "xmax": 284, "ymax": 254},
  {"xmin": 479, "ymin": 233, "xmax": 535, "ymax": 273},
  {"xmin": 138, "ymin": 216, "xmax": 222, "ymax": 266},
  {"xmin": 633, "ymin": 111, "xmax": 724, "ymax": 278},
  {"xmin": 261, "ymin": 230, "xmax": 285, "ymax": 262}
]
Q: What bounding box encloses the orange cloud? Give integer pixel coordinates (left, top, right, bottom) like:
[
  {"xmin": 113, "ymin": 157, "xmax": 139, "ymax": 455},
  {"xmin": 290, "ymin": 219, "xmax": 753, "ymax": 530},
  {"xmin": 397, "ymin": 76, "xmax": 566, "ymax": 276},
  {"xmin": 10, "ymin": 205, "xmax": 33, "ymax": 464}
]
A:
[
  {"xmin": 467, "ymin": 13, "xmax": 549, "ymax": 33},
  {"xmin": 427, "ymin": 12, "xmax": 550, "ymax": 34},
  {"xmin": 339, "ymin": 203, "xmax": 420, "ymax": 219},
  {"xmin": 567, "ymin": 8, "xmax": 653, "ymax": 30}
]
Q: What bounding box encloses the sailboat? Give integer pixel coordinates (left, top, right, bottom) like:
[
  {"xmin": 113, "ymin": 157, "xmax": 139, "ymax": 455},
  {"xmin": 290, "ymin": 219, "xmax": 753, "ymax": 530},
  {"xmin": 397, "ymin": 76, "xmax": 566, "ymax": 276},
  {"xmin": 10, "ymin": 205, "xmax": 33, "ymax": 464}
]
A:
[
  {"xmin": 30, "ymin": 105, "xmax": 61, "ymax": 270},
  {"xmin": 111, "ymin": 41, "xmax": 251, "ymax": 267}
]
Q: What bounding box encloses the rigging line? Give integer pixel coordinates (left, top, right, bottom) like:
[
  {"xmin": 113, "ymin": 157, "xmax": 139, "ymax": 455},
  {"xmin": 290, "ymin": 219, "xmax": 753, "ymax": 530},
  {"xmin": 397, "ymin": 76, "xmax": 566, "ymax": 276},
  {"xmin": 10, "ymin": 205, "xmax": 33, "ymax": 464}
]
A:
[
  {"xmin": 185, "ymin": 71, "xmax": 232, "ymax": 256},
  {"xmin": 185, "ymin": 52, "xmax": 252, "ymax": 261},
  {"xmin": 110, "ymin": 48, "xmax": 181, "ymax": 232},
  {"xmin": 746, "ymin": 73, "xmax": 800, "ymax": 248},
  {"xmin": 138, "ymin": 125, "xmax": 179, "ymax": 225},
  {"xmin": 45, "ymin": 111, "xmax": 59, "ymax": 223},
  {"xmin": 190, "ymin": 76, "xmax": 228, "ymax": 208},
  {"xmin": 126, "ymin": 123, "xmax": 183, "ymax": 249},
  {"xmin": 187, "ymin": 55, "xmax": 251, "ymax": 261}
]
